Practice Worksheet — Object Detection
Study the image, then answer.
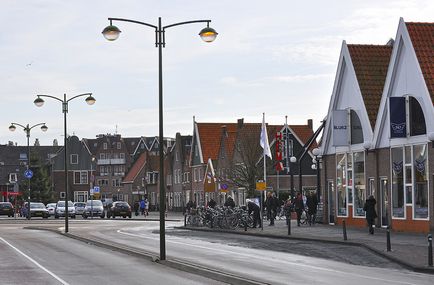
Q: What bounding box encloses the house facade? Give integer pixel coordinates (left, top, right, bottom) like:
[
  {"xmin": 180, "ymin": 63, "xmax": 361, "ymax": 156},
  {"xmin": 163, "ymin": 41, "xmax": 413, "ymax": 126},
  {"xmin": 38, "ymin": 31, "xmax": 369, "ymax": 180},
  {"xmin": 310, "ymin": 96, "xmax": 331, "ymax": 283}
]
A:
[{"xmin": 320, "ymin": 19, "xmax": 434, "ymax": 233}]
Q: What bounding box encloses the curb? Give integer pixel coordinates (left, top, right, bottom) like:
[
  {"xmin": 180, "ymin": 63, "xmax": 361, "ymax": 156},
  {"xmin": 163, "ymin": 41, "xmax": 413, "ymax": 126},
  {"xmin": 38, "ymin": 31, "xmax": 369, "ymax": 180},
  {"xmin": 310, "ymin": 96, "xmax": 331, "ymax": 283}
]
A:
[
  {"xmin": 24, "ymin": 226, "xmax": 269, "ymax": 285},
  {"xmin": 179, "ymin": 226, "xmax": 434, "ymax": 275}
]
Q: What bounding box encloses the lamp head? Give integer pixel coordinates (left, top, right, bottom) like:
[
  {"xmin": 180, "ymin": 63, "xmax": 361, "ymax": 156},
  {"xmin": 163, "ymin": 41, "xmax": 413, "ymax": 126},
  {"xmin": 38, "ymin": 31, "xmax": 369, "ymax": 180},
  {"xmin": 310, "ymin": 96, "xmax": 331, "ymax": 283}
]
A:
[
  {"xmin": 41, "ymin": 124, "xmax": 48, "ymax": 132},
  {"xmin": 102, "ymin": 24, "xmax": 121, "ymax": 41},
  {"xmin": 8, "ymin": 124, "xmax": 16, "ymax": 132},
  {"xmin": 199, "ymin": 25, "xmax": 218, "ymax": 43},
  {"xmin": 85, "ymin": 95, "xmax": 96, "ymax": 105},
  {"xmin": 290, "ymin": 156, "xmax": 297, "ymax": 163},
  {"xmin": 312, "ymin": 147, "xmax": 320, "ymax": 156},
  {"xmin": 34, "ymin": 97, "xmax": 45, "ymax": 107},
  {"xmin": 311, "ymin": 164, "xmax": 317, "ymax": 170}
]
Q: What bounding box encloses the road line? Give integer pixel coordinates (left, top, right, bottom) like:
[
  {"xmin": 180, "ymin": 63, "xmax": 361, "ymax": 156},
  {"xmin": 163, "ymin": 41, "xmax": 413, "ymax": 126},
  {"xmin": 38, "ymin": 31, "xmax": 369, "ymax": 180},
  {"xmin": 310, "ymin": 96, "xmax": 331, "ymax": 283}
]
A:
[
  {"xmin": 117, "ymin": 229, "xmax": 418, "ymax": 285},
  {"xmin": 0, "ymin": 236, "xmax": 69, "ymax": 285}
]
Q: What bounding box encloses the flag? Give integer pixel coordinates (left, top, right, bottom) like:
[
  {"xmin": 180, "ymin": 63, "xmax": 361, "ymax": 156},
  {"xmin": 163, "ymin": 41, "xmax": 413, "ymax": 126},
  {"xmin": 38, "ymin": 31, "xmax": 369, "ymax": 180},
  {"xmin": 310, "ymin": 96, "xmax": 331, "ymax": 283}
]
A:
[{"xmin": 260, "ymin": 113, "xmax": 272, "ymax": 159}]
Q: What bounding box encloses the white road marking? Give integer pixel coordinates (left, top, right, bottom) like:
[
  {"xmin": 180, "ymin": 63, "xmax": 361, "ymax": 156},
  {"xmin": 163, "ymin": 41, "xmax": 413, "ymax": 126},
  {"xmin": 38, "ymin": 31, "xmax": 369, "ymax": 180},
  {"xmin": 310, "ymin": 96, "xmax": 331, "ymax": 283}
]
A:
[
  {"xmin": 0, "ymin": 236, "xmax": 69, "ymax": 285},
  {"xmin": 117, "ymin": 229, "xmax": 419, "ymax": 285}
]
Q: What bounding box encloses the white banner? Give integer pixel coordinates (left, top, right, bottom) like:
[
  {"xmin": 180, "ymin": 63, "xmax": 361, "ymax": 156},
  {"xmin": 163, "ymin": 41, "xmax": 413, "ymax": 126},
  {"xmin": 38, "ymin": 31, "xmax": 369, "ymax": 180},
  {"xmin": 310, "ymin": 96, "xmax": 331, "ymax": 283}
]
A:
[{"xmin": 333, "ymin": 110, "xmax": 349, "ymax": 146}]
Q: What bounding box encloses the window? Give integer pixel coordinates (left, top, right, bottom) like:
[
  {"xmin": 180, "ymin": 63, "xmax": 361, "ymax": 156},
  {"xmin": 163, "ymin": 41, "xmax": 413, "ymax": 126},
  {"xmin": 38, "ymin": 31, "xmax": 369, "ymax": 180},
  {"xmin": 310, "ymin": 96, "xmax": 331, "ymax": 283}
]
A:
[
  {"xmin": 176, "ymin": 152, "xmax": 179, "ymax": 161},
  {"xmin": 103, "ymin": 142, "xmax": 108, "ymax": 150},
  {"xmin": 350, "ymin": 110, "xmax": 363, "ymax": 144},
  {"xmin": 413, "ymin": 144, "xmax": 428, "ymax": 219},
  {"xmin": 100, "ymin": 153, "xmax": 106, "ymax": 160},
  {"xmin": 70, "ymin": 154, "xmax": 78, "ymax": 164},
  {"xmin": 60, "ymin": 192, "xmax": 66, "ymax": 199},
  {"xmin": 336, "ymin": 154, "xmax": 347, "ymax": 216},
  {"xmin": 146, "ymin": 172, "xmax": 159, "ymax": 184},
  {"xmin": 120, "ymin": 153, "xmax": 125, "ymax": 159},
  {"xmin": 198, "ymin": 168, "xmax": 202, "ymax": 181},
  {"xmin": 97, "ymin": 179, "xmax": 108, "ymax": 186},
  {"xmin": 117, "ymin": 142, "xmax": 121, "ymax": 149},
  {"xmin": 353, "ymin": 152, "xmax": 365, "ymax": 217},
  {"xmin": 405, "ymin": 146, "xmax": 412, "ymax": 204},
  {"xmin": 167, "ymin": 174, "xmax": 172, "ymax": 186},
  {"xmin": 112, "ymin": 179, "xmax": 121, "ymax": 187},
  {"xmin": 193, "ymin": 168, "xmax": 197, "ymax": 182},
  {"xmin": 74, "ymin": 171, "xmax": 88, "ymax": 184},
  {"xmin": 409, "ymin": 97, "xmax": 426, "ymax": 136},
  {"xmin": 9, "ymin": 173, "xmax": 17, "ymax": 183},
  {"xmin": 391, "ymin": 147, "xmax": 404, "ymax": 218}
]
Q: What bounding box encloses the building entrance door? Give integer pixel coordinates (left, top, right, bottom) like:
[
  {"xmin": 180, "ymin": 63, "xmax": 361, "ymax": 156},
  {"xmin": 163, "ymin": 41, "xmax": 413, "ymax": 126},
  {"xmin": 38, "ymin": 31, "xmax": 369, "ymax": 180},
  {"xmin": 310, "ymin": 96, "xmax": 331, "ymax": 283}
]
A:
[
  {"xmin": 380, "ymin": 178, "xmax": 389, "ymax": 227},
  {"xmin": 328, "ymin": 181, "xmax": 335, "ymax": 224}
]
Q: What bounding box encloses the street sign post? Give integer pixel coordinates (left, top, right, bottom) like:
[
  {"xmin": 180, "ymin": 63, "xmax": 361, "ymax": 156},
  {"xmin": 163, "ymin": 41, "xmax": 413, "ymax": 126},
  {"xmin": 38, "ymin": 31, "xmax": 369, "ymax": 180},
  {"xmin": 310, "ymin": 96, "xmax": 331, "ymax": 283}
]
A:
[{"xmin": 24, "ymin": 169, "xmax": 33, "ymax": 179}]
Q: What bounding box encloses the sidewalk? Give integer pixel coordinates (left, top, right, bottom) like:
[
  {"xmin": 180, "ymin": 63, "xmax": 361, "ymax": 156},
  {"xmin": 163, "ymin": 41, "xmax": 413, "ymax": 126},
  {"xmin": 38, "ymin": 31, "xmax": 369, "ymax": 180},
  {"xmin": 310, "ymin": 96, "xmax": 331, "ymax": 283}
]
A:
[{"xmin": 183, "ymin": 218, "xmax": 434, "ymax": 273}]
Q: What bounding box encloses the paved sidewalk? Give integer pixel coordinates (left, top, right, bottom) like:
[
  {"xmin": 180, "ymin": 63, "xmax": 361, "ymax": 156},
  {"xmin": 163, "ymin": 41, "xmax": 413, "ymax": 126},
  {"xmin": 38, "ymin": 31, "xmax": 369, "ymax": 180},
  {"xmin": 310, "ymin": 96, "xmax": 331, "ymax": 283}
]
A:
[{"xmin": 183, "ymin": 218, "xmax": 434, "ymax": 273}]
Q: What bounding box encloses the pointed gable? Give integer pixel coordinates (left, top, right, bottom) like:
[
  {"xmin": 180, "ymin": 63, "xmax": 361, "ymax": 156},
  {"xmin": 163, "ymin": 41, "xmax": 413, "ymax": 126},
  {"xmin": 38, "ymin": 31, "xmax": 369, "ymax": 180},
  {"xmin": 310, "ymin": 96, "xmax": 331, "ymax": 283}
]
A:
[
  {"xmin": 123, "ymin": 152, "xmax": 147, "ymax": 183},
  {"xmin": 406, "ymin": 22, "xmax": 434, "ymax": 102},
  {"xmin": 197, "ymin": 123, "xmax": 238, "ymax": 162},
  {"xmin": 347, "ymin": 44, "xmax": 392, "ymax": 129}
]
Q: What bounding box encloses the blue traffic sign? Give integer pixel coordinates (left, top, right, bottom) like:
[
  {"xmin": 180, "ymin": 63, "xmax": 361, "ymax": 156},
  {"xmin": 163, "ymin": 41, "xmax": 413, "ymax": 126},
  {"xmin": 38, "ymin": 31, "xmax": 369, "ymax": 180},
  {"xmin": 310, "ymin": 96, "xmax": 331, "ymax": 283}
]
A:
[
  {"xmin": 93, "ymin": 186, "xmax": 100, "ymax": 193},
  {"xmin": 24, "ymin": 169, "xmax": 33, "ymax": 179}
]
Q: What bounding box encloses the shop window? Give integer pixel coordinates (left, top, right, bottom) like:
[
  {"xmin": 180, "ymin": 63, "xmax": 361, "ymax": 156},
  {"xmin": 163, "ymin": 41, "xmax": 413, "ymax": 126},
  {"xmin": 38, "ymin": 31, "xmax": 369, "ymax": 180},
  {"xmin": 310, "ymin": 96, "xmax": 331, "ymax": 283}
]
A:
[
  {"xmin": 336, "ymin": 154, "xmax": 347, "ymax": 216},
  {"xmin": 347, "ymin": 154, "xmax": 353, "ymax": 204},
  {"xmin": 409, "ymin": 97, "xmax": 426, "ymax": 136},
  {"xmin": 391, "ymin": 147, "xmax": 404, "ymax": 218},
  {"xmin": 353, "ymin": 152, "xmax": 365, "ymax": 217},
  {"xmin": 413, "ymin": 144, "xmax": 428, "ymax": 219}
]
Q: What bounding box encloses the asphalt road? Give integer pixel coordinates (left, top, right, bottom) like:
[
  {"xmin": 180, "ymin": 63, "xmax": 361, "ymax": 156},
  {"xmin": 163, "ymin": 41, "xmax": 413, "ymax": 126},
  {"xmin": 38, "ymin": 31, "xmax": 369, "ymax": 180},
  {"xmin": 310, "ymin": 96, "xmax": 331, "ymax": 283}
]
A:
[
  {"xmin": 1, "ymin": 218, "xmax": 434, "ymax": 285},
  {"xmin": 0, "ymin": 224, "xmax": 226, "ymax": 285}
]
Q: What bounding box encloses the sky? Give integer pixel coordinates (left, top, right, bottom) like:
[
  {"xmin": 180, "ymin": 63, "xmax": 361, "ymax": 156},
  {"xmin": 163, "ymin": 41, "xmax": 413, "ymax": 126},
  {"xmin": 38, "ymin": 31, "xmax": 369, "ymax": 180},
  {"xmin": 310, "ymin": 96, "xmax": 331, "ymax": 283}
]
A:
[{"xmin": 0, "ymin": 0, "xmax": 432, "ymax": 146}]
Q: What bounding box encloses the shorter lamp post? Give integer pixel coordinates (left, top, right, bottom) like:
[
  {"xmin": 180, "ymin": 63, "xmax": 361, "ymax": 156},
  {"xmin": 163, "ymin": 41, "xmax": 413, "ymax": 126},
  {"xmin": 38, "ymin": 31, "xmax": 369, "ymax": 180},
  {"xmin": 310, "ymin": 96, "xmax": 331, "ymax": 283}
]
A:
[
  {"xmin": 9, "ymin": 122, "xmax": 48, "ymax": 219},
  {"xmin": 290, "ymin": 156, "xmax": 297, "ymax": 200},
  {"xmin": 34, "ymin": 93, "xmax": 95, "ymax": 232}
]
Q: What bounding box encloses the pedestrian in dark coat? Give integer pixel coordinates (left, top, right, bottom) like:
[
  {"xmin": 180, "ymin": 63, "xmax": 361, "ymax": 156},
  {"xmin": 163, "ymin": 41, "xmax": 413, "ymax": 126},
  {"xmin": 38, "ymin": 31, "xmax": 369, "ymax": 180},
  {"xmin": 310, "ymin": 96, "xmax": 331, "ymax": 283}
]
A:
[
  {"xmin": 224, "ymin": 196, "xmax": 236, "ymax": 208},
  {"xmin": 265, "ymin": 192, "xmax": 279, "ymax": 226},
  {"xmin": 207, "ymin": 199, "xmax": 217, "ymax": 209},
  {"xmin": 294, "ymin": 192, "xmax": 304, "ymax": 226},
  {"xmin": 247, "ymin": 201, "xmax": 261, "ymax": 228},
  {"xmin": 363, "ymin": 195, "xmax": 377, "ymax": 234},
  {"xmin": 306, "ymin": 193, "xmax": 318, "ymax": 225}
]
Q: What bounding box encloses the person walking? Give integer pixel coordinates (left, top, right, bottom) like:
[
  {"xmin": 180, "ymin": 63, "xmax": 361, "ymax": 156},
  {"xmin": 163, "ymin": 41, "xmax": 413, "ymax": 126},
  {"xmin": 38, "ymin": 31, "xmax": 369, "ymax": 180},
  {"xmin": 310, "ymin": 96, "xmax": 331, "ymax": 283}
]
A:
[
  {"xmin": 294, "ymin": 192, "xmax": 304, "ymax": 226},
  {"xmin": 247, "ymin": 200, "xmax": 261, "ymax": 228},
  {"xmin": 306, "ymin": 193, "xmax": 318, "ymax": 225},
  {"xmin": 139, "ymin": 199, "xmax": 145, "ymax": 216},
  {"xmin": 363, "ymin": 195, "xmax": 377, "ymax": 234},
  {"xmin": 265, "ymin": 192, "xmax": 279, "ymax": 226},
  {"xmin": 224, "ymin": 196, "xmax": 235, "ymax": 208},
  {"xmin": 133, "ymin": 201, "xmax": 139, "ymax": 216}
]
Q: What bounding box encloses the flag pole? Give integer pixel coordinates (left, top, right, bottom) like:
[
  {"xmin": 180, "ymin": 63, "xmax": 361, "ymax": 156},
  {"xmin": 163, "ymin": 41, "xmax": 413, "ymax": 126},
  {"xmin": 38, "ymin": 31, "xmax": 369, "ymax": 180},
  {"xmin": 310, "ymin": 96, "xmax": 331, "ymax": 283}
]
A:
[{"xmin": 262, "ymin": 113, "xmax": 266, "ymax": 231}]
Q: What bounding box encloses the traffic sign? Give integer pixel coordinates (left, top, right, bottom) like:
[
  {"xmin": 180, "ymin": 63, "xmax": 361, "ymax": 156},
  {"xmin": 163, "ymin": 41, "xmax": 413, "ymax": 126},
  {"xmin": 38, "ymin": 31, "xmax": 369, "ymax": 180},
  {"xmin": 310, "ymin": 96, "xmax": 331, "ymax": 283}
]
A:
[
  {"xmin": 93, "ymin": 186, "xmax": 100, "ymax": 193},
  {"xmin": 24, "ymin": 169, "xmax": 33, "ymax": 179}
]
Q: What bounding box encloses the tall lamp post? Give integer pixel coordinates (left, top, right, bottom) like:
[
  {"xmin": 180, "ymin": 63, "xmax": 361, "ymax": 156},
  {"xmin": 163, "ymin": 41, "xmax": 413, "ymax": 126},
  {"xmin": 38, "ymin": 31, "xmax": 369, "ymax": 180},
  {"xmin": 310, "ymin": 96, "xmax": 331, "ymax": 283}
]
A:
[
  {"xmin": 9, "ymin": 122, "xmax": 48, "ymax": 219},
  {"xmin": 102, "ymin": 16, "xmax": 217, "ymax": 261},
  {"xmin": 33, "ymin": 93, "xmax": 95, "ymax": 232},
  {"xmin": 290, "ymin": 156, "xmax": 297, "ymax": 200},
  {"xmin": 312, "ymin": 147, "xmax": 321, "ymax": 203}
]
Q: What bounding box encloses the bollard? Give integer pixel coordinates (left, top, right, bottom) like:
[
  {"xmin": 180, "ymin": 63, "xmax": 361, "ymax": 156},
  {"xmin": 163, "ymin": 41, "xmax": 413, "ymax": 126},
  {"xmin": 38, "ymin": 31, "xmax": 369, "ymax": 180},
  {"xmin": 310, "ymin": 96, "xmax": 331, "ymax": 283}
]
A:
[
  {"xmin": 343, "ymin": 220, "xmax": 347, "ymax": 241},
  {"xmin": 287, "ymin": 213, "xmax": 291, "ymax": 235},
  {"xmin": 244, "ymin": 220, "xmax": 248, "ymax": 231},
  {"xmin": 184, "ymin": 214, "xmax": 187, "ymax": 227},
  {"xmin": 386, "ymin": 226, "xmax": 391, "ymax": 252},
  {"xmin": 428, "ymin": 234, "xmax": 433, "ymax": 267}
]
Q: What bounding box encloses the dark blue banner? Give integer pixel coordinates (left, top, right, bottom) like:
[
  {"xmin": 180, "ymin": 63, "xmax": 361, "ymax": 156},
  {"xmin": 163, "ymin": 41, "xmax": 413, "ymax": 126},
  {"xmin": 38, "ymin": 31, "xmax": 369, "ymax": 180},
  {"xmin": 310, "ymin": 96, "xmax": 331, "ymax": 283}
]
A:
[{"xmin": 390, "ymin": 97, "xmax": 406, "ymax": 138}]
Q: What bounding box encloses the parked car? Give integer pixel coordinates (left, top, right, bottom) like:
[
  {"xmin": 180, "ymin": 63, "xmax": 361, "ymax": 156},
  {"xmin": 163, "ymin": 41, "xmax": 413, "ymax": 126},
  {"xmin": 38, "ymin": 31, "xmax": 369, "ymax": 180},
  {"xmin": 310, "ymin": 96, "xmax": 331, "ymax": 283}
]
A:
[
  {"xmin": 55, "ymin": 201, "xmax": 76, "ymax": 219},
  {"xmin": 0, "ymin": 202, "xmax": 14, "ymax": 217},
  {"xmin": 107, "ymin": 201, "xmax": 132, "ymax": 219},
  {"xmin": 74, "ymin": 202, "xmax": 86, "ymax": 215},
  {"xmin": 25, "ymin": 202, "xmax": 49, "ymax": 219},
  {"xmin": 46, "ymin": 203, "xmax": 57, "ymax": 216},
  {"xmin": 82, "ymin": 200, "xmax": 105, "ymax": 219}
]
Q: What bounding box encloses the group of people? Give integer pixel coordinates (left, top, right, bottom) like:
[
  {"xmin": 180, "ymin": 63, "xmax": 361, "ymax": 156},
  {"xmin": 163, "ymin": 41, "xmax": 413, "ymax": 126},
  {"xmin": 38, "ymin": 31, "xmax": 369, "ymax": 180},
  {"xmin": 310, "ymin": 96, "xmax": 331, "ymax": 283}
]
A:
[{"xmin": 133, "ymin": 198, "xmax": 149, "ymax": 216}]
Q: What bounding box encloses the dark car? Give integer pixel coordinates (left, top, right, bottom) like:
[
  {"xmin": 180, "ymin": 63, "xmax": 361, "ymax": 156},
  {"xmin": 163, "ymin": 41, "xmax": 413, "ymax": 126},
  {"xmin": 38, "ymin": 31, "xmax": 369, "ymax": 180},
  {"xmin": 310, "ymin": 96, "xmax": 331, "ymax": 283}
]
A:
[
  {"xmin": 108, "ymin": 201, "xmax": 132, "ymax": 218},
  {"xmin": 26, "ymin": 202, "xmax": 49, "ymax": 219},
  {"xmin": 0, "ymin": 202, "xmax": 14, "ymax": 217}
]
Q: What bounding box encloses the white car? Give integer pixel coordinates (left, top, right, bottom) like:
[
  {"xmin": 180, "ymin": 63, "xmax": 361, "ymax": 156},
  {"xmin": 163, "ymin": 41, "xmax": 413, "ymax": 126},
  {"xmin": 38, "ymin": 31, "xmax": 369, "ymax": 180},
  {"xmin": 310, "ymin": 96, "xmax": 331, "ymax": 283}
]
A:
[
  {"xmin": 46, "ymin": 203, "xmax": 57, "ymax": 216},
  {"xmin": 55, "ymin": 200, "xmax": 76, "ymax": 219}
]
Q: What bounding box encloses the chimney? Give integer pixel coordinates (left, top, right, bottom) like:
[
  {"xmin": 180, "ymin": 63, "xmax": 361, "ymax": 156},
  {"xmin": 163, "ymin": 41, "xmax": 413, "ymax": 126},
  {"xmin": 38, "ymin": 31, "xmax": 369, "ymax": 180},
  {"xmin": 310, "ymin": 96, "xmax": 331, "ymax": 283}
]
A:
[
  {"xmin": 307, "ymin": 119, "xmax": 313, "ymax": 130},
  {"xmin": 237, "ymin": 118, "xmax": 244, "ymax": 129},
  {"xmin": 221, "ymin": 125, "xmax": 227, "ymax": 137}
]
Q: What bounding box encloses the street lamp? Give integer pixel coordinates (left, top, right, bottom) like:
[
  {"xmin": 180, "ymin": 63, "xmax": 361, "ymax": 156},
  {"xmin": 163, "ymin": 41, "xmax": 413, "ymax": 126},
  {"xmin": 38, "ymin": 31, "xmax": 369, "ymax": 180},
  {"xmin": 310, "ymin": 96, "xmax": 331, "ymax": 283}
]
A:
[
  {"xmin": 9, "ymin": 122, "xmax": 48, "ymax": 219},
  {"xmin": 312, "ymin": 147, "xmax": 321, "ymax": 203},
  {"xmin": 33, "ymin": 93, "xmax": 95, "ymax": 232},
  {"xmin": 102, "ymin": 17, "xmax": 217, "ymax": 261},
  {"xmin": 290, "ymin": 156, "xmax": 297, "ymax": 200}
]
